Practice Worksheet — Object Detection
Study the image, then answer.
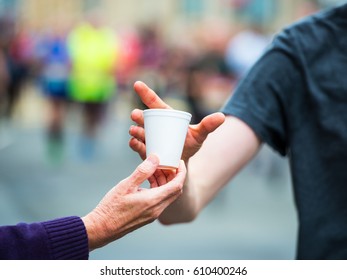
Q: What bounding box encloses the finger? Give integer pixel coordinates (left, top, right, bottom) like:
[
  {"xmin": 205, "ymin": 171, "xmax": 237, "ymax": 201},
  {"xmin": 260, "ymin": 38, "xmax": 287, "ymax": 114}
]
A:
[
  {"xmin": 159, "ymin": 187, "xmax": 184, "ymax": 211},
  {"xmin": 150, "ymin": 169, "xmax": 168, "ymax": 188},
  {"xmin": 129, "ymin": 137, "xmax": 147, "ymax": 160},
  {"xmin": 149, "ymin": 169, "xmax": 176, "ymax": 189},
  {"xmin": 146, "ymin": 162, "xmax": 186, "ymax": 211},
  {"xmin": 129, "ymin": 125, "xmax": 145, "ymax": 143},
  {"xmin": 133, "ymin": 81, "xmax": 172, "ymax": 109},
  {"xmin": 158, "ymin": 169, "xmax": 177, "ymax": 186},
  {"xmin": 122, "ymin": 154, "xmax": 160, "ymax": 193},
  {"xmin": 154, "ymin": 160, "xmax": 186, "ymax": 196},
  {"xmin": 131, "ymin": 108, "xmax": 144, "ymax": 127},
  {"xmin": 166, "ymin": 169, "xmax": 178, "ymax": 182},
  {"xmin": 148, "ymin": 174, "xmax": 159, "ymax": 188},
  {"xmin": 141, "ymin": 161, "xmax": 187, "ymax": 216},
  {"xmin": 191, "ymin": 112, "xmax": 225, "ymax": 144}
]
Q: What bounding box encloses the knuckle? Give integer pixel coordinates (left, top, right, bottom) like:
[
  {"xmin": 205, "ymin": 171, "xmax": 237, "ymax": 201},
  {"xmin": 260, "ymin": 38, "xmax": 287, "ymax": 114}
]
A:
[{"xmin": 173, "ymin": 181, "xmax": 184, "ymax": 194}]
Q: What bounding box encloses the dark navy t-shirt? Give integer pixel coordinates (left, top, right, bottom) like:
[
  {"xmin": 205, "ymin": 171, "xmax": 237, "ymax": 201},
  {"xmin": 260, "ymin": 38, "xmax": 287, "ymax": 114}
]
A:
[{"xmin": 222, "ymin": 3, "xmax": 347, "ymax": 259}]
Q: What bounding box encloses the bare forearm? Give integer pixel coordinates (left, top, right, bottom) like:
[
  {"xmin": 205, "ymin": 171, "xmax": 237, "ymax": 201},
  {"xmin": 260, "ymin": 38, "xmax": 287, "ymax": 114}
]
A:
[
  {"xmin": 159, "ymin": 116, "xmax": 261, "ymax": 225},
  {"xmin": 158, "ymin": 168, "xmax": 198, "ymax": 224}
]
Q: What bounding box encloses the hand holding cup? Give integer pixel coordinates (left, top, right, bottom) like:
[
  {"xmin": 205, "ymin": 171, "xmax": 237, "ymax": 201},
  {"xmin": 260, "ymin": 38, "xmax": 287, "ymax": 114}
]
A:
[{"xmin": 129, "ymin": 81, "xmax": 226, "ymax": 164}]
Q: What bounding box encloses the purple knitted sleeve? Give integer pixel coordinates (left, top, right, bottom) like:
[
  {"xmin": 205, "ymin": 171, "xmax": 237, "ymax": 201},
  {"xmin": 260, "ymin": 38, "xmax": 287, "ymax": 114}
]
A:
[{"xmin": 0, "ymin": 216, "xmax": 89, "ymax": 260}]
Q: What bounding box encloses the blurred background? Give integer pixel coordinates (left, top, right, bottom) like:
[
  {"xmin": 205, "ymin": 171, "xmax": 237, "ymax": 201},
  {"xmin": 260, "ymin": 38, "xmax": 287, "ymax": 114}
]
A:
[{"xmin": 0, "ymin": 0, "xmax": 343, "ymax": 260}]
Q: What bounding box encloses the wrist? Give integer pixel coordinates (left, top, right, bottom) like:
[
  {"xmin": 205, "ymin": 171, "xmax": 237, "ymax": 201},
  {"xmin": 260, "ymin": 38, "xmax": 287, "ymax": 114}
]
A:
[{"xmin": 82, "ymin": 211, "xmax": 110, "ymax": 251}]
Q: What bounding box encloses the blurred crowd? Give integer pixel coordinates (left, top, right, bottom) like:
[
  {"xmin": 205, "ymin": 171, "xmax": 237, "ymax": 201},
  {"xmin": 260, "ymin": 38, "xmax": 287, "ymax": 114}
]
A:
[{"xmin": 0, "ymin": 0, "xmax": 322, "ymax": 164}]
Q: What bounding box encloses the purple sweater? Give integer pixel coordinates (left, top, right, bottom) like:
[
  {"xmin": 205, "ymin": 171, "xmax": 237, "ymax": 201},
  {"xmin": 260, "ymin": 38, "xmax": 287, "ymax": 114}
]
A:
[{"xmin": 0, "ymin": 216, "xmax": 89, "ymax": 259}]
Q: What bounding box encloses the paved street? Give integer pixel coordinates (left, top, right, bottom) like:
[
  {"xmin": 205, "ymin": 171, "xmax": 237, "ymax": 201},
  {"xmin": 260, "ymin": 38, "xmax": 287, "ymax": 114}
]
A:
[{"xmin": 0, "ymin": 87, "xmax": 298, "ymax": 260}]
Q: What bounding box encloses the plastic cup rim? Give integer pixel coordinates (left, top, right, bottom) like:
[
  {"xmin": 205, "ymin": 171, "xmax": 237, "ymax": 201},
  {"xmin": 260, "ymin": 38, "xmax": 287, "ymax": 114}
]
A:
[{"xmin": 143, "ymin": 108, "xmax": 192, "ymax": 120}]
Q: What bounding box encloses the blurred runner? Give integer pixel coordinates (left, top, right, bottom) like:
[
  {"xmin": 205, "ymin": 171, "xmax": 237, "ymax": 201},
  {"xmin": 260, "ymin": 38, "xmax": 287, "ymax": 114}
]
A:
[
  {"xmin": 37, "ymin": 25, "xmax": 70, "ymax": 163},
  {"xmin": 67, "ymin": 13, "xmax": 118, "ymax": 160}
]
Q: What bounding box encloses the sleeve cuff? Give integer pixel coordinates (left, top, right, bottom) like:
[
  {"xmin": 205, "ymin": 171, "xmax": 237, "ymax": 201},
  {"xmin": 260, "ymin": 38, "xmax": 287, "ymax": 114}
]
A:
[{"xmin": 42, "ymin": 216, "xmax": 89, "ymax": 260}]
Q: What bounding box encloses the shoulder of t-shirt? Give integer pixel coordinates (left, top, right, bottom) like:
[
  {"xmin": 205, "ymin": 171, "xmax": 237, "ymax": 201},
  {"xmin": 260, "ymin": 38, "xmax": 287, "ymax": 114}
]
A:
[{"xmin": 269, "ymin": 4, "xmax": 347, "ymax": 58}]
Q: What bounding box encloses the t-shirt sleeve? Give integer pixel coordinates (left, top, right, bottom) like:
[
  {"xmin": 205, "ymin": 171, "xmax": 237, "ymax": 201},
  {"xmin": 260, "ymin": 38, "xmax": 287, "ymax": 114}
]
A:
[
  {"xmin": 221, "ymin": 44, "xmax": 302, "ymax": 156},
  {"xmin": 0, "ymin": 216, "xmax": 89, "ymax": 260}
]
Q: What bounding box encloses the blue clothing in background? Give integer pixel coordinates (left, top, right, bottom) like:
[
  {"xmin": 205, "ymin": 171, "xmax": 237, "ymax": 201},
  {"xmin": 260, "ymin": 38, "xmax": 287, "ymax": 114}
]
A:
[{"xmin": 39, "ymin": 34, "xmax": 70, "ymax": 99}]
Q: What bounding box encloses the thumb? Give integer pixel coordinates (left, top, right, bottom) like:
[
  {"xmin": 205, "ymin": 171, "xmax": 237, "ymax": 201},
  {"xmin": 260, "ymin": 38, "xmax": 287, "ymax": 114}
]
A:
[
  {"xmin": 120, "ymin": 154, "xmax": 160, "ymax": 193},
  {"xmin": 192, "ymin": 112, "xmax": 225, "ymax": 144}
]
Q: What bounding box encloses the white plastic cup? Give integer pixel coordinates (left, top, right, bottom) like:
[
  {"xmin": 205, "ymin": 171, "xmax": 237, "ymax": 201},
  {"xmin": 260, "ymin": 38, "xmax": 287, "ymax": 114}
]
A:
[{"xmin": 144, "ymin": 109, "xmax": 192, "ymax": 170}]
